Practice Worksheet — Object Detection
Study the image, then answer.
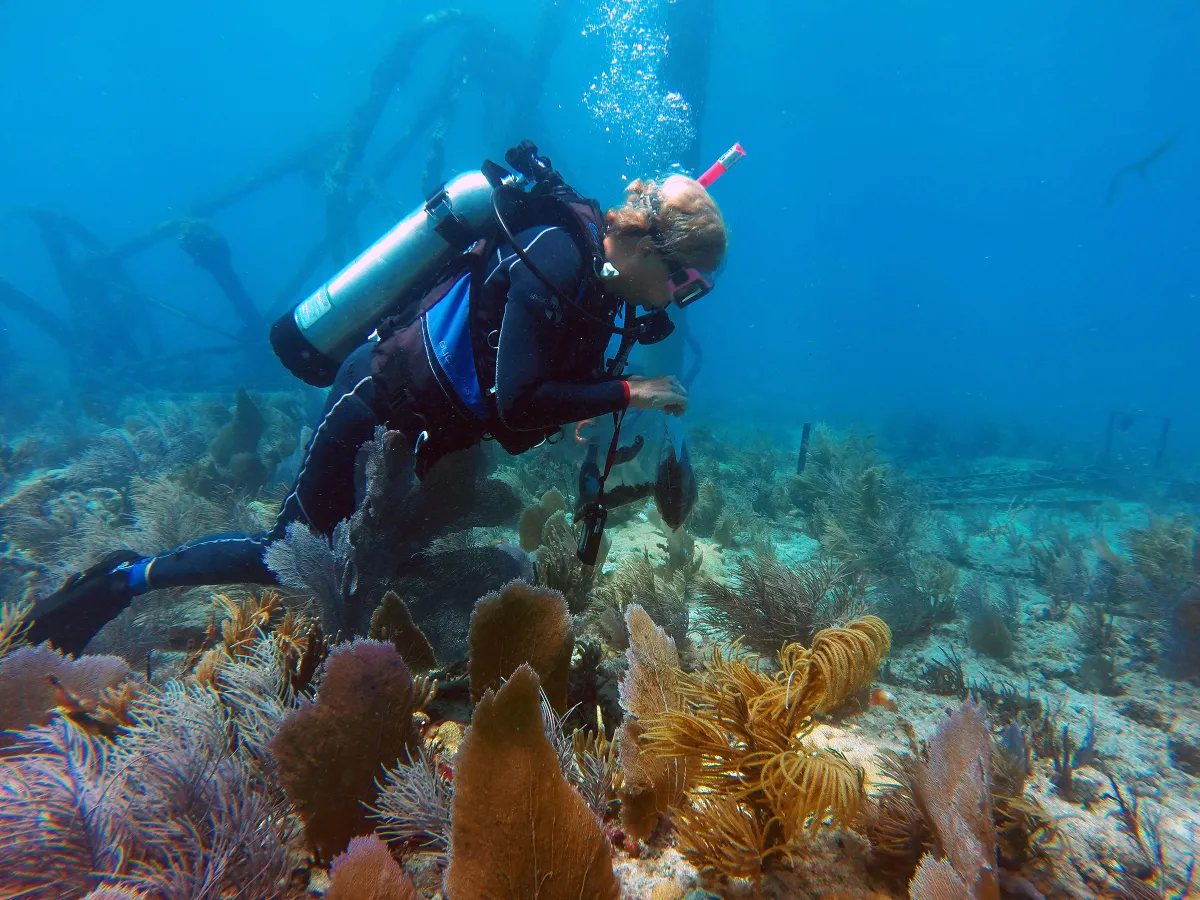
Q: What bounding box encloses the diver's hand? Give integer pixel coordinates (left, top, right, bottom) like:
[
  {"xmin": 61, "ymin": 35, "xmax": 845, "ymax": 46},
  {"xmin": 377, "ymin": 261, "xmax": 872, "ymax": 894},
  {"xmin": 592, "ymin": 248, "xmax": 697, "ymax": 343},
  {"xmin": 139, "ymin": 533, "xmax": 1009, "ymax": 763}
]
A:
[{"xmin": 626, "ymin": 375, "xmax": 688, "ymax": 416}]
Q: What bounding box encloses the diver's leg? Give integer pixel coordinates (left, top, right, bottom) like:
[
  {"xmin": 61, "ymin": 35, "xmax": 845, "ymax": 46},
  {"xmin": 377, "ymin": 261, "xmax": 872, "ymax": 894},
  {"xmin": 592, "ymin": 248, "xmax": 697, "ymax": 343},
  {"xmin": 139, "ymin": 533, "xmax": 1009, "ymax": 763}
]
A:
[
  {"xmin": 26, "ymin": 344, "xmax": 388, "ymax": 655},
  {"xmin": 136, "ymin": 342, "xmax": 388, "ymax": 588},
  {"xmin": 271, "ymin": 342, "xmax": 386, "ymax": 537}
]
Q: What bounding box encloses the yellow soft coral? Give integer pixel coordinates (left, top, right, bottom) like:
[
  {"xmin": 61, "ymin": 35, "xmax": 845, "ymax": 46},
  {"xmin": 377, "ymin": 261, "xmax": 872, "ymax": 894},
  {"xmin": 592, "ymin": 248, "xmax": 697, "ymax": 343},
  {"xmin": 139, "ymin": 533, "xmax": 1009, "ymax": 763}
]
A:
[
  {"xmin": 0, "ymin": 597, "xmax": 33, "ymax": 660},
  {"xmin": 637, "ymin": 614, "xmax": 891, "ymax": 879}
]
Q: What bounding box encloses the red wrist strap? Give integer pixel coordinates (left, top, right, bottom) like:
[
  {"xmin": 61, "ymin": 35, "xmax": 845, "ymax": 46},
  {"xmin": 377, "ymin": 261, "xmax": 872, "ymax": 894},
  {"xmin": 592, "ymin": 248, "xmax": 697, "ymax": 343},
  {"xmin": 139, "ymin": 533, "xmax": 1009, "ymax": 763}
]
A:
[{"xmin": 621, "ymin": 380, "xmax": 631, "ymax": 406}]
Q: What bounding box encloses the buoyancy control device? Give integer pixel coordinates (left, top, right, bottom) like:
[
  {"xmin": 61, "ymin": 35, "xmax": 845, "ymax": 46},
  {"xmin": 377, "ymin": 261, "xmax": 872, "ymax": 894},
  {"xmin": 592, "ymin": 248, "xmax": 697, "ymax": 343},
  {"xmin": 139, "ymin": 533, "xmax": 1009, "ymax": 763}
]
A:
[
  {"xmin": 269, "ymin": 141, "xmax": 670, "ymax": 387},
  {"xmin": 270, "ymin": 166, "xmax": 509, "ymax": 387}
]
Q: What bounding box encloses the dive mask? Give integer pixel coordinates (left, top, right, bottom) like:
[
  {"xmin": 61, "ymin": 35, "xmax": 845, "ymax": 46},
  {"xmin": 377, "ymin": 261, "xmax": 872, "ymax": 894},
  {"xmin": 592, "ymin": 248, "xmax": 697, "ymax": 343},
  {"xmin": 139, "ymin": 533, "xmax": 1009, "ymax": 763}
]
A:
[
  {"xmin": 665, "ymin": 262, "xmax": 714, "ymax": 308},
  {"xmin": 647, "ymin": 195, "xmax": 715, "ymax": 308}
]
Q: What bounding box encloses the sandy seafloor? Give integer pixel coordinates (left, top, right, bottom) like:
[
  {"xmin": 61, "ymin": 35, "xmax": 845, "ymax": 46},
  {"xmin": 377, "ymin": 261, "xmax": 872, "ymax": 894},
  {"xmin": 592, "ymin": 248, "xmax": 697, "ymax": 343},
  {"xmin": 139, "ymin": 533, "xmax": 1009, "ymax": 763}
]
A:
[{"xmin": 588, "ymin": 497, "xmax": 1200, "ymax": 900}]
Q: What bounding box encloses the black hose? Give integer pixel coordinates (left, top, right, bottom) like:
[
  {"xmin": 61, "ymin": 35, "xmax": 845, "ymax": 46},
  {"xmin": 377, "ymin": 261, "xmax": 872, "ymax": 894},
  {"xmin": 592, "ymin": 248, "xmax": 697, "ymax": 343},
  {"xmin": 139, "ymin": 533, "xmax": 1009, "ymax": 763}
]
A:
[{"xmin": 489, "ymin": 184, "xmax": 645, "ymax": 337}]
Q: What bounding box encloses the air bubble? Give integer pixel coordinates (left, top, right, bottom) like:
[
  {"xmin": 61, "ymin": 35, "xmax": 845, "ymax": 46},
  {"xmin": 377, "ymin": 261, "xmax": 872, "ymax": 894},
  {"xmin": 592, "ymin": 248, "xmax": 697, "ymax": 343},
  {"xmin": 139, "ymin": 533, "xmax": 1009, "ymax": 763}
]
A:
[{"xmin": 582, "ymin": 0, "xmax": 697, "ymax": 173}]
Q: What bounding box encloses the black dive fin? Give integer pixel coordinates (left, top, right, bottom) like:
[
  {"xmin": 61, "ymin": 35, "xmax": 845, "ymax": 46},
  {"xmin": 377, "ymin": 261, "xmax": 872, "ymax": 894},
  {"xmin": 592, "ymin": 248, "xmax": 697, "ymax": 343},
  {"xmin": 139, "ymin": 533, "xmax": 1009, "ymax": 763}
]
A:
[{"xmin": 24, "ymin": 550, "xmax": 143, "ymax": 656}]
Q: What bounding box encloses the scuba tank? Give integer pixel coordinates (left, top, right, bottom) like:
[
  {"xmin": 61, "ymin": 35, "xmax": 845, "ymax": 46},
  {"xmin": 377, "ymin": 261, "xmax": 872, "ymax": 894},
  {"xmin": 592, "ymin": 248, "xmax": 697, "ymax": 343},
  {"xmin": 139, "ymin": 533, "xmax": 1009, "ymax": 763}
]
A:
[
  {"xmin": 270, "ymin": 141, "xmax": 677, "ymax": 388},
  {"xmin": 270, "ymin": 169, "xmax": 509, "ymax": 387}
]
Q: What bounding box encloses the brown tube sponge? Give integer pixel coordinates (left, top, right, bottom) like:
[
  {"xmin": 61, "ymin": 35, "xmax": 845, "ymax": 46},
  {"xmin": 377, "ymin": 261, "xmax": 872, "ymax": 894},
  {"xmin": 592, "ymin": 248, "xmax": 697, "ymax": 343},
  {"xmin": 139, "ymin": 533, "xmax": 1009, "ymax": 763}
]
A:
[
  {"xmin": 269, "ymin": 639, "xmax": 422, "ymax": 861},
  {"xmin": 467, "ymin": 580, "xmax": 573, "ymax": 714},
  {"xmin": 445, "ymin": 664, "xmax": 618, "ymax": 900}
]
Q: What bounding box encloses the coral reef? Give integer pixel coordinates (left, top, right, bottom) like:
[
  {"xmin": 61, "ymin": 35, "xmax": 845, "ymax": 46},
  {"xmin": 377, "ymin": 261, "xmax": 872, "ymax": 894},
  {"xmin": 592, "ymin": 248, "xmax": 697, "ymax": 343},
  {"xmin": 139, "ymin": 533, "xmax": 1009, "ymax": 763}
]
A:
[
  {"xmin": 592, "ymin": 550, "xmax": 692, "ymax": 651},
  {"xmin": 5, "ymin": 388, "xmax": 1200, "ymax": 900}
]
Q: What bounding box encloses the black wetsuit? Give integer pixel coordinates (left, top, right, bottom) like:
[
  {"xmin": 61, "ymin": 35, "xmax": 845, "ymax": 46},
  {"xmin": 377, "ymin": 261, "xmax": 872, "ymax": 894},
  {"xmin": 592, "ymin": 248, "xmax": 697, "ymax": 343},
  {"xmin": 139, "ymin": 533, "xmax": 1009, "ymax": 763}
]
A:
[{"xmin": 114, "ymin": 224, "xmax": 628, "ymax": 595}]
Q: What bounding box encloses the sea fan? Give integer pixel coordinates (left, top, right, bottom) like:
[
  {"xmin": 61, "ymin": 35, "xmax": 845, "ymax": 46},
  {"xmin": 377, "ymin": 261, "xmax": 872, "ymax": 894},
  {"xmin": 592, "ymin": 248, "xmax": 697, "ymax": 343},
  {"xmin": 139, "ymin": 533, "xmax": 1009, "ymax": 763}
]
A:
[
  {"xmin": 696, "ymin": 553, "xmax": 871, "ymax": 654},
  {"xmin": 0, "ymin": 717, "xmax": 130, "ymax": 899},
  {"xmin": 264, "ymin": 519, "xmax": 357, "ymax": 638},
  {"xmin": 214, "ymin": 634, "xmax": 296, "ymax": 791},
  {"xmin": 113, "ymin": 681, "xmax": 291, "ymax": 899}
]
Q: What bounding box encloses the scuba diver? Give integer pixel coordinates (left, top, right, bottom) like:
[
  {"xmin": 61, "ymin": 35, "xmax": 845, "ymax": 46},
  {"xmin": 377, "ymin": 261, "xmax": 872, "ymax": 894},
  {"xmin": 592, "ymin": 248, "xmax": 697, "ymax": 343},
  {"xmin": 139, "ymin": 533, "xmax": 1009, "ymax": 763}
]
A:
[{"xmin": 27, "ymin": 142, "xmax": 730, "ymax": 655}]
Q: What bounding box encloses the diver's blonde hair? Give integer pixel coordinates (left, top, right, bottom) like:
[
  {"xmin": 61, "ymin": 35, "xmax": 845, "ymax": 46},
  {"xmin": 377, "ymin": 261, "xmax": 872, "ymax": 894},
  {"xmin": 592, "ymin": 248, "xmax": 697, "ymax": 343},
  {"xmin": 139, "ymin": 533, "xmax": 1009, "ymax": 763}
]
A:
[{"xmin": 606, "ymin": 174, "xmax": 728, "ymax": 272}]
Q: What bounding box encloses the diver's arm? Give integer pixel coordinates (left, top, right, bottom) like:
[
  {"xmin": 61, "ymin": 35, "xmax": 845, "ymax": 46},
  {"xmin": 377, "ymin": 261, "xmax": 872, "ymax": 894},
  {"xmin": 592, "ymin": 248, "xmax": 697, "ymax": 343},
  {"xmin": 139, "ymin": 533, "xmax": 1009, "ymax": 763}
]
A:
[{"xmin": 495, "ymin": 231, "xmax": 629, "ymax": 430}]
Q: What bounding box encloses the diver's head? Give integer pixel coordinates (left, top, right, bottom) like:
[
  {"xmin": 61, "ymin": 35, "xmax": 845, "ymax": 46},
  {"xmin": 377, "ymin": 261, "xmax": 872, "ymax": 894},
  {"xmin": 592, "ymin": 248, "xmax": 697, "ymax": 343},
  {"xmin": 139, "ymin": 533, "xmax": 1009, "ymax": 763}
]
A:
[{"xmin": 602, "ymin": 174, "xmax": 728, "ymax": 310}]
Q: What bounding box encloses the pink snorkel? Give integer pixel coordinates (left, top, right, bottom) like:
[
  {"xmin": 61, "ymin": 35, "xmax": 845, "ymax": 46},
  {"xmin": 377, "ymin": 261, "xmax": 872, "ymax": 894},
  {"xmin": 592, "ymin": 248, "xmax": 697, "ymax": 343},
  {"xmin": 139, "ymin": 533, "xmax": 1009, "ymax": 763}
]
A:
[
  {"xmin": 697, "ymin": 142, "xmax": 747, "ymax": 188},
  {"xmin": 660, "ymin": 142, "xmax": 745, "ymax": 307}
]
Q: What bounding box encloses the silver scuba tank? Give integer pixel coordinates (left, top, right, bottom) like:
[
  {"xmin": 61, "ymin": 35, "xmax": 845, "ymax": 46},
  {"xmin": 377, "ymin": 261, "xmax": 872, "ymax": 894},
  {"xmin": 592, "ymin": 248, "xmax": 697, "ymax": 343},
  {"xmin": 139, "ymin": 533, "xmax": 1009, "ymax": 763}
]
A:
[{"xmin": 270, "ymin": 169, "xmax": 505, "ymax": 387}]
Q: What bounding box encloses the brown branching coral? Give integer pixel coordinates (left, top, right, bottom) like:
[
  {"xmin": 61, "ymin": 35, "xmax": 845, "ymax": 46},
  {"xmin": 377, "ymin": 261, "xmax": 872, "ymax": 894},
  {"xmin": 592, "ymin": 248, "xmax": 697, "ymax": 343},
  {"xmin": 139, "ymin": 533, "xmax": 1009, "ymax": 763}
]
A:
[
  {"xmin": 617, "ymin": 604, "xmax": 691, "ymax": 840},
  {"xmin": 445, "ymin": 664, "xmax": 619, "ymax": 900},
  {"xmin": 82, "ymin": 888, "xmax": 148, "ymax": 900},
  {"xmin": 209, "ymin": 589, "xmax": 282, "ymax": 658},
  {"xmin": 269, "ymin": 639, "xmax": 427, "ymax": 861},
  {"xmin": 124, "ymin": 473, "xmax": 230, "ymax": 556},
  {"xmin": 370, "ymin": 743, "xmax": 454, "ymax": 862},
  {"xmin": 188, "ymin": 588, "xmax": 321, "ymax": 691},
  {"xmin": 790, "ymin": 425, "xmax": 923, "ymax": 577},
  {"xmin": 860, "ymin": 750, "xmax": 934, "ymax": 881},
  {"xmin": 689, "ymin": 478, "xmax": 725, "ymax": 537},
  {"xmin": 637, "ymin": 614, "xmax": 892, "ymax": 878},
  {"xmin": 1101, "ymin": 774, "xmax": 1197, "ymax": 900},
  {"xmin": 2, "ymin": 662, "xmax": 296, "ymax": 900},
  {"xmin": 779, "ymin": 614, "xmax": 893, "ymax": 716},
  {"xmin": 673, "ymin": 794, "xmax": 786, "ymax": 880},
  {"xmin": 1123, "ymin": 516, "xmax": 1195, "ymax": 592},
  {"xmin": 468, "ymin": 580, "xmax": 574, "ymax": 714},
  {"xmin": 0, "ymin": 718, "xmax": 130, "ymax": 898},
  {"xmin": 0, "ymin": 596, "xmax": 32, "ymax": 659},
  {"xmin": 696, "ymin": 552, "xmax": 871, "ymax": 654},
  {"xmin": 572, "ymin": 724, "xmax": 622, "ymax": 821}
]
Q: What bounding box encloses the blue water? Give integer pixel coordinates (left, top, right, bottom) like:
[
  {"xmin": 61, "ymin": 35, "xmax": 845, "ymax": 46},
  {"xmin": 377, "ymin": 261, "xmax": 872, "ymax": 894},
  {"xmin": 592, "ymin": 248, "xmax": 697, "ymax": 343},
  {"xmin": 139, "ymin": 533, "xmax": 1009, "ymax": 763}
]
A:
[
  {"xmin": 4, "ymin": 5, "xmax": 1200, "ymax": 893},
  {"xmin": 1, "ymin": 0, "xmax": 1196, "ymax": 455}
]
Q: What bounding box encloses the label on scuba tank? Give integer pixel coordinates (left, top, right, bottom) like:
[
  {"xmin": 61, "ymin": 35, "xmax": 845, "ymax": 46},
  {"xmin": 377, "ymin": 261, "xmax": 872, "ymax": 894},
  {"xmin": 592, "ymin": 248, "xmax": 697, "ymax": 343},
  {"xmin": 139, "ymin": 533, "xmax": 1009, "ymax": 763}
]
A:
[{"xmin": 295, "ymin": 286, "xmax": 333, "ymax": 330}]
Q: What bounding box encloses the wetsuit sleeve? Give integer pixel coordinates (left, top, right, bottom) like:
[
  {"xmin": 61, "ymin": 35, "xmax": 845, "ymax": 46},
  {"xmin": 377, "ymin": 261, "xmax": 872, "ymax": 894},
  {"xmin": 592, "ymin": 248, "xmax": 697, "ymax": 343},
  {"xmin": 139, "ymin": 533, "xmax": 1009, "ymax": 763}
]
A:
[{"xmin": 495, "ymin": 228, "xmax": 628, "ymax": 430}]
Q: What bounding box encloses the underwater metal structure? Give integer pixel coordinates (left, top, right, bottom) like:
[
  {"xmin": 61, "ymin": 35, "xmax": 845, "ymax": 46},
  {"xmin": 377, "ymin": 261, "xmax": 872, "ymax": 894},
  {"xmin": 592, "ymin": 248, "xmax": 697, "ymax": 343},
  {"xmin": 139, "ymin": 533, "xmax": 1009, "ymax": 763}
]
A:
[{"xmin": 0, "ymin": 3, "xmax": 608, "ymax": 394}]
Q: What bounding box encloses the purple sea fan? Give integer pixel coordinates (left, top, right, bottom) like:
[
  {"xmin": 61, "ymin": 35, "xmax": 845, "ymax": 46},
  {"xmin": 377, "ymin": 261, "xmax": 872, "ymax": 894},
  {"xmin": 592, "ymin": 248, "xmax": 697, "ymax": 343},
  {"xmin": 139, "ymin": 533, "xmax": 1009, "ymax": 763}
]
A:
[
  {"xmin": 0, "ymin": 643, "xmax": 131, "ymax": 746},
  {"xmin": 0, "ymin": 717, "xmax": 130, "ymax": 900},
  {"xmin": 112, "ymin": 681, "xmax": 292, "ymax": 900}
]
